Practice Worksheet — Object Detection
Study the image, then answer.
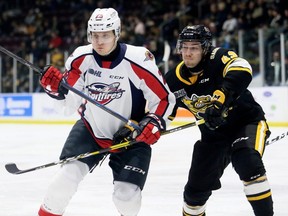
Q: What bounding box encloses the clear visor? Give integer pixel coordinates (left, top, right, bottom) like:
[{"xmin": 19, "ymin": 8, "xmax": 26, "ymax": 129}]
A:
[
  {"xmin": 90, "ymin": 32, "xmax": 116, "ymax": 44},
  {"xmin": 177, "ymin": 41, "xmax": 203, "ymax": 53},
  {"xmin": 180, "ymin": 44, "xmax": 202, "ymax": 53}
]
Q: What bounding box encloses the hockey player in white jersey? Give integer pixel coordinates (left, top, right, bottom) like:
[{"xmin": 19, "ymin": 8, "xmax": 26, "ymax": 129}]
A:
[{"xmin": 38, "ymin": 8, "xmax": 175, "ymax": 216}]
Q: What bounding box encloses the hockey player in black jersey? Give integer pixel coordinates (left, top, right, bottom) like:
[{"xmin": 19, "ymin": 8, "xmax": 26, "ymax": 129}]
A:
[{"xmin": 165, "ymin": 25, "xmax": 274, "ymax": 216}]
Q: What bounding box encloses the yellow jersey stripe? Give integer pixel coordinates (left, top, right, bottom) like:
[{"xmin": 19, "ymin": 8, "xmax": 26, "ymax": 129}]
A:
[
  {"xmin": 255, "ymin": 121, "xmax": 268, "ymax": 156},
  {"xmin": 176, "ymin": 61, "xmax": 192, "ymax": 85},
  {"xmin": 175, "ymin": 61, "xmax": 199, "ymax": 85},
  {"xmin": 227, "ymin": 67, "xmax": 252, "ymax": 75}
]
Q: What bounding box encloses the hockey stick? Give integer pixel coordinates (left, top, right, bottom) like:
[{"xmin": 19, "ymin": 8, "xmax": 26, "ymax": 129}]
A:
[
  {"xmin": 163, "ymin": 119, "xmax": 286, "ymax": 147},
  {"xmin": 0, "ymin": 45, "xmax": 140, "ymax": 131},
  {"xmin": 5, "ymin": 140, "xmax": 139, "ymax": 174},
  {"xmin": 162, "ymin": 119, "xmax": 204, "ymax": 135},
  {"xmin": 265, "ymin": 130, "xmax": 288, "ymax": 146},
  {"xmin": 6, "ymin": 120, "xmax": 283, "ymax": 175},
  {"xmin": 162, "ymin": 119, "xmax": 287, "ymax": 146},
  {"xmin": 5, "ymin": 119, "xmax": 204, "ymax": 175}
]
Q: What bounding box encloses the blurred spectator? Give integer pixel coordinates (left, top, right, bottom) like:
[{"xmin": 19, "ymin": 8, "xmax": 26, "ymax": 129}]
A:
[
  {"xmin": 48, "ymin": 31, "xmax": 63, "ymax": 50},
  {"xmin": 1, "ymin": 62, "xmax": 13, "ymax": 92},
  {"xmin": 270, "ymin": 51, "xmax": 281, "ymax": 86},
  {"xmin": 220, "ymin": 13, "xmax": 238, "ymax": 49},
  {"xmin": 133, "ymin": 16, "xmax": 146, "ymax": 46},
  {"xmin": 0, "ymin": 0, "xmax": 287, "ymax": 92},
  {"xmin": 269, "ymin": 6, "xmax": 283, "ymax": 28},
  {"xmin": 222, "ymin": 13, "xmax": 238, "ymax": 34},
  {"xmin": 51, "ymin": 48, "xmax": 64, "ymax": 69}
]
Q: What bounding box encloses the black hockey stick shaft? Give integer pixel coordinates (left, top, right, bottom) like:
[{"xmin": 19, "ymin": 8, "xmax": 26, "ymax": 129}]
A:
[
  {"xmin": 265, "ymin": 130, "xmax": 288, "ymax": 146},
  {"xmin": 164, "ymin": 119, "xmax": 285, "ymax": 146},
  {"xmin": 5, "ymin": 140, "xmax": 139, "ymax": 174},
  {"xmin": 0, "ymin": 45, "xmax": 140, "ymax": 131},
  {"xmin": 163, "ymin": 120, "xmax": 284, "ymax": 146}
]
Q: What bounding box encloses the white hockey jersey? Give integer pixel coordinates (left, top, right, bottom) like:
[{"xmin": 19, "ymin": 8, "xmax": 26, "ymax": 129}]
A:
[{"xmin": 56, "ymin": 43, "xmax": 175, "ymax": 145}]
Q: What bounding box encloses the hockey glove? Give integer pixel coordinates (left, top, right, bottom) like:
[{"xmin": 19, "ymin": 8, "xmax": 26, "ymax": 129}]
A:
[
  {"xmin": 113, "ymin": 114, "xmax": 165, "ymax": 146},
  {"xmin": 113, "ymin": 123, "xmax": 136, "ymax": 145},
  {"xmin": 201, "ymin": 89, "xmax": 229, "ymax": 130},
  {"xmin": 135, "ymin": 114, "xmax": 165, "ymax": 145},
  {"xmin": 40, "ymin": 65, "xmax": 68, "ymax": 99}
]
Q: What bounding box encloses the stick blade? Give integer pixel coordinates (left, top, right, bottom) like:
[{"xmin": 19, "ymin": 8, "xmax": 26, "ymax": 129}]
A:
[{"xmin": 5, "ymin": 163, "xmax": 22, "ymax": 174}]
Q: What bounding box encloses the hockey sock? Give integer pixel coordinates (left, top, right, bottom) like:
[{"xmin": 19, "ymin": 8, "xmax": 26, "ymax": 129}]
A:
[
  {"xmin": 249, "ymin": 196, "xmax": 274, "ymax": 216},
  {"xmin": 38, "ymin": 161, "xmax": 89, "ymax": 216},
  {"xmin": 244, "ymin": 175, "xmax": 274, "ymax": 216},
  {"xmin": 113, "ymin": 181, "xmax": 141, "ymax": 216},
  {"xmin": 38, "ymin": 206, "xmax": 62, "ymax": 216}
]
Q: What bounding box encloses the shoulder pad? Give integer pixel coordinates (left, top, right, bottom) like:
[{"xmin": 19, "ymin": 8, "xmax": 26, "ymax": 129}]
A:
[{"xmin": 125, "ymin": 44, "xmax": 155, "ymax": 63}]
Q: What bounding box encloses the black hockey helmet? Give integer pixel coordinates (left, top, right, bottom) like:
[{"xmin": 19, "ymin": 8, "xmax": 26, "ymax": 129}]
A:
[{"xmin": 176, "ymin": 25, "xmax": 212, "ymax": 55}]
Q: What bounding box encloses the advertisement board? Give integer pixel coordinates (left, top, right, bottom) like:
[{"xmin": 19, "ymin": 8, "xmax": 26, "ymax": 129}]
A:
[
  {"xmin": 0, "ymin": 87, "xmax": 287, "ymax": 126},
  {"xmin": 0, "ymin": 94, "xmax": 32, "ymax": 117},
  {"xmin": 249, "ymin": 87, "xmax": 288, "ymax": 126},
  {"xmin": 0, "ymin": 93, "xmax": 78, "ymax": 123}
]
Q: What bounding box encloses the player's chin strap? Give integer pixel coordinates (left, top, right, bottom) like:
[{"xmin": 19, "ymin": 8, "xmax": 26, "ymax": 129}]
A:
[{"xmin": 0, "ymin": 45, "xmax": 140, "ymax": 132}]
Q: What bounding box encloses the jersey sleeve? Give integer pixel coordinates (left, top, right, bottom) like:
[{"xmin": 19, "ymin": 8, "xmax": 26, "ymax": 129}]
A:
[
  {"xmin": 54, "ymin": 45, "xmax": 92, "ymax": 115},
  {"xmin": 215, "ymin": 48, "xmax": 253, "ymax": 95}
]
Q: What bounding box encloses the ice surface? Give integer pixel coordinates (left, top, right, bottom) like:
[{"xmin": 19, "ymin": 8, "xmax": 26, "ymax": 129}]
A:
[{"xmin": 1, "ymin": 123, "xmax": 287, "ymax": 215}]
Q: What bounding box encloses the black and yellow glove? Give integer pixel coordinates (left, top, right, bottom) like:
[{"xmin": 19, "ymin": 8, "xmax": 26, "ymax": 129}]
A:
[
  {"xmin": 113, "ymin": 124, "xmax": 135, "ymax": 145},
  {"xmin": 202, "ymin": 89, "xmax": 230, "ymax": 130}
]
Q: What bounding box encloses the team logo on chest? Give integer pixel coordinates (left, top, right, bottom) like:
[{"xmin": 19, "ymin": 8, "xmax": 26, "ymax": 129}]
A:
[
  {"xmin": 86, "ymin": 82, "xmax": 125, "ymax": 105},
  {"xmin": 182, "ymin": 94, "xmax": 212, "ymax": 118}
]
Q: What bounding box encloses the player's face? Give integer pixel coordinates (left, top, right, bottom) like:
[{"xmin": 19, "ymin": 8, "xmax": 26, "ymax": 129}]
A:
[
  {"xmin": 180, "ymin": 42, "xmax": 203, "ymax": 68},
  {"xmin": 91, "ymin": 31, "xmax": 116, "ymax": 56}
]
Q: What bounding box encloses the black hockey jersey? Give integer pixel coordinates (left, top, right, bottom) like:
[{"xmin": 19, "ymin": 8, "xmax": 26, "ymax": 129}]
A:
[{"xmin": 165, "ymin": 47, "xmax": 266, "ymax": 140}]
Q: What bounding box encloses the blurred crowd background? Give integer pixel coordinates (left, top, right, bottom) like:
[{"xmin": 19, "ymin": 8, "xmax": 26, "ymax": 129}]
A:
[{"xmin": 0, "ymin": 0, "xmax": 287, "ymax": 92}]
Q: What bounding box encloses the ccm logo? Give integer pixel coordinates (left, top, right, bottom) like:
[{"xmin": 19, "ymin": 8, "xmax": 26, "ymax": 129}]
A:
[
  {"xmin": 199, "ymin": 78, "xmax": 209, "ymax": 84},
  {"xmin": 124, "ymin": 165, "xmax": 146, "ymax": 175}
]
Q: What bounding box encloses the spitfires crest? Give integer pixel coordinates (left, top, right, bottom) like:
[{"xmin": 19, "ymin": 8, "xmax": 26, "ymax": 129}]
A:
[
  {"xmin": 86, "ymin": 82, "xmax": 125, "ymax": 105},
  {"xmin": 144, "ymin": 51, "xmax": 154, "ymax": 62}
]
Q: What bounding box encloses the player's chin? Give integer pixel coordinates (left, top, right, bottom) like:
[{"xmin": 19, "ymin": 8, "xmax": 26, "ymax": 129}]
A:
[
  {"xmin": 185, "ymin": 61, "xmax": 197, "ymax": 68},
  {"xmin": 95, "ymin": 48, "xmax": 103, "ymax": 53}
]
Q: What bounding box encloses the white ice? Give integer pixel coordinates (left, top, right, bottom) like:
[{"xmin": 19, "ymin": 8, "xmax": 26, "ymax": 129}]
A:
[{"xmin": 0, "ymin": 123, "xmax": 287, "ymax": 216}]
